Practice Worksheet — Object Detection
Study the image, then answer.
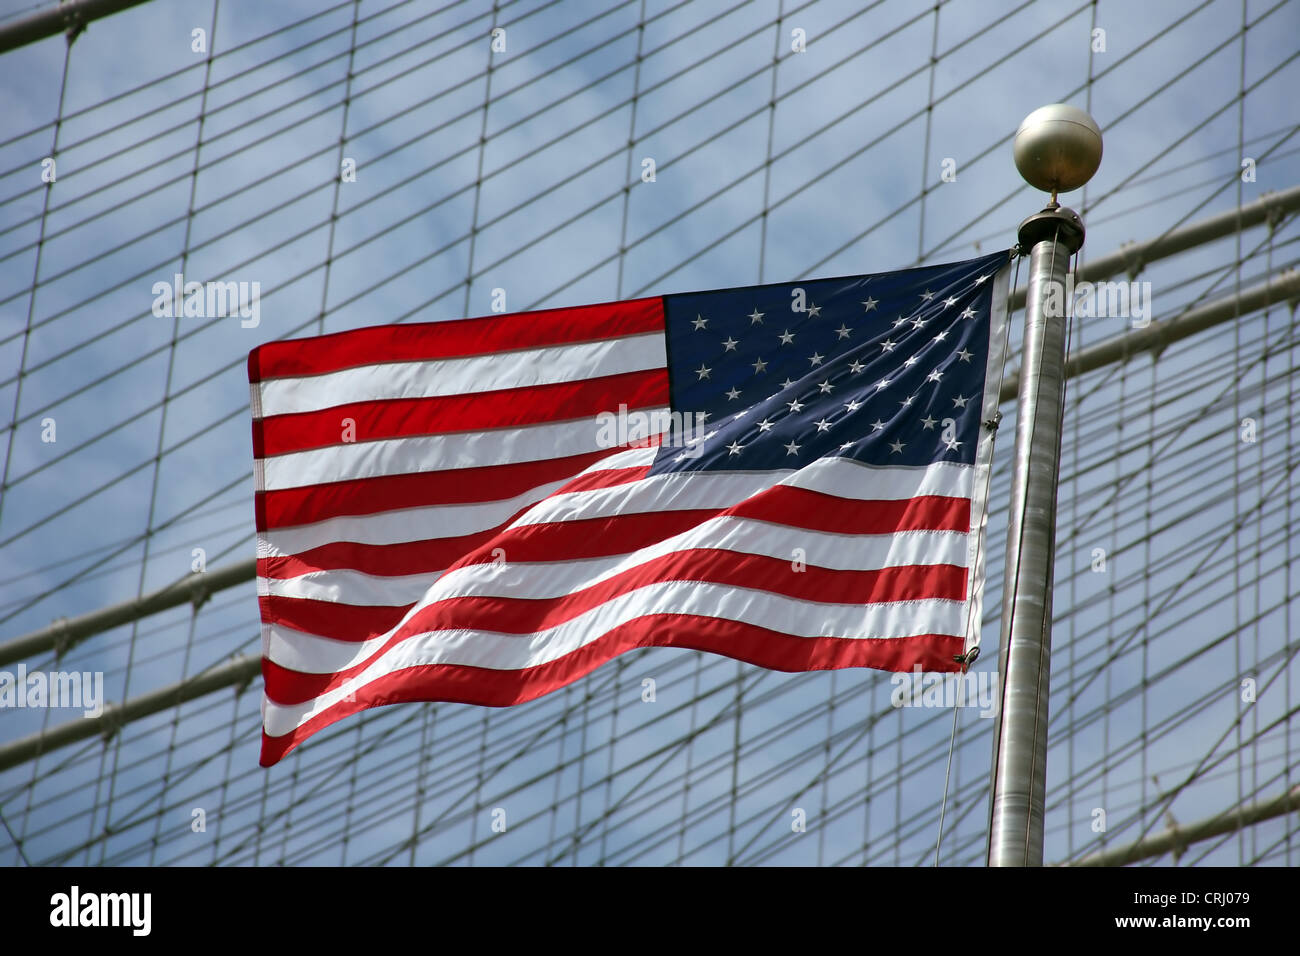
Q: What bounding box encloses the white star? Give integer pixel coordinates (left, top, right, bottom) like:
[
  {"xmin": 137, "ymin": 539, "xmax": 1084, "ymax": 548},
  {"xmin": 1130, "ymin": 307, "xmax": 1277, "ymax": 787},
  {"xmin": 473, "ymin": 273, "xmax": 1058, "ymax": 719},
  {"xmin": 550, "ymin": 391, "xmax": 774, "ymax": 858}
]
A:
[
  {"xmin": 778, "ymin": 329, "xmax": 795, "ymax": 345},
  {"xmin": 920, "ymin": 289, "xmax": 935, "ymax": 301},
  {"xmin": 844, "ymin": 399, "xmax": 863, "ymax": 412},
  {"xmin": 814, "ymin": 418, "xmax": 832, "ymax": 432},
  {"xmin": 784, "ymin": 440, "xmax": 801, "ymax": 456},
  {"xmin": 727, "ymin": 441, "xmax": 744, "ymax": 456},
  {"xmin": 943, "ymin": 296, "xmax": 958, "ymax": 309},
  {"xmin": 934, "ymin": 329, "xmax": 949, "ymax": 342},
  {"xmin": 692, "ymin": 314, "xmax": 708, "ymax": 331},
  {"xmin": 786, "ymin": 398, "xmax": 805, "ymax": 413},
  {"xmin": 817, "ymin": 380, "xmax": 833, "ymax": 394},
  {"xmin": 944, "ymin": 436, "xmax": 962, "ymax": 451},
  {"xmin": 927, "ymin": 369, "xmax": 943, "ymax": 383},
  {"xmin": 835, "ymin": 324, "xmax": 851, "ymax": 339},
  {"xmin": 752, "ymin": 357, "xmax": 768, "ymax": 373},
  {"xmin": 697, "ymin": 411, "xmax": 711, "ymax": 423},
  {"xmin": 921, "ymin": 416, "xmax": 937, "ymax": 429},
  {"xmin": 957, "ymin": 348, "xmax": 973, "ymax": 362},
  {"xmin": 862, "ymin": 297, "xmax": 878, "ymax": 312},
  {"xmin": 808, "ymin": 352, "xmax": 824, "ymax": 366},
  {"xmin": 975, "ymin": 274, "xmax": 989, "ymax": 285},
  {"xmin": 806, "ymin": 303, "xmax": 821, "ymax": 319},
  {"xmin": 903, "ymin": 355, "xmax": 919, "ymax": 367},
  {"xmin": 874, "ymin": 378, "xmax": 892, "ymax": 391},
  {"xmin": 840, "ymin": 441, "xmax": 855, "ymax": 450},
  {"xmin": 900, "ymin": 394, "xmax": 915, "ymax": 407},
  {"xmin": 892, "ymin": 316, "xmax": 910, "ymax": 328},
  {"xmin": 722, "ymin": 336, "xmax": 738, "ymax": 351},
  {"xmin": 953, "ymin": 394, "xmax": 969, "ymax": 408},
  {"xmin": 780, "ymin": 377, "xmax": 796, "ymax": 389},
  {"xmin": 725, "ymin": 386, "xmax": 742, "ymax": 400},
  {"xmin": 870, "ymin": 419, "xmax": 886, "ymax": 432},
  {"xmin": 695, "ymin": 364, "xmax": 711, "ymax": 380},
  {"xmin": 733, "ymin": 411, "xmax": 747, "ymax": 420},
  {"xmin": 889, "ymin": 440, "xmax": 905, "ymax": 454},
  {"xmin": 960, "ymin": 306, "xmax": 977, "ymax": 320},
  {"xmin": 749, "ymin": 308, "xmax": 765, "ymax": 324},
  {"xmin": 912, "ymin": 315, "xmax": 927, "ymax": 329},
  {"xmin": 848, "ymin": 360, "xmax": 866, "ymax": 373},
  {"xmin": 757, "ymin": 418, "xmax": 774, "ymax": 432},
  {"xmin": 880, "ymin": 339, "xmax": 897, "ymax": 352}
]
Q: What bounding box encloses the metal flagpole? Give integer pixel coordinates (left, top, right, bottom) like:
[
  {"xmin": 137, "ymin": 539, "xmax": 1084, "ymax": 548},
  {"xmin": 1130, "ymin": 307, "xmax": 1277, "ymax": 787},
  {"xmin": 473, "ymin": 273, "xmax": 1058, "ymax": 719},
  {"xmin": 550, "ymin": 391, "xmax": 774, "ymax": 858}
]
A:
[{"xmin": 987, "ymin": 104, "xmax": 1102, "ymax": 866}]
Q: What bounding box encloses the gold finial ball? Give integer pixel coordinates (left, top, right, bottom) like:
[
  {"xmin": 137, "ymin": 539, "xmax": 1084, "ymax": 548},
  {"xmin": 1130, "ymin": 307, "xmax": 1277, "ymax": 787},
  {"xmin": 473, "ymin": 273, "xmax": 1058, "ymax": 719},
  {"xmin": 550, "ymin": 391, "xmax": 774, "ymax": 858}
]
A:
[{"xmin": 1013, "ymin": 104, "xmax": 1102, "ymax": 195}]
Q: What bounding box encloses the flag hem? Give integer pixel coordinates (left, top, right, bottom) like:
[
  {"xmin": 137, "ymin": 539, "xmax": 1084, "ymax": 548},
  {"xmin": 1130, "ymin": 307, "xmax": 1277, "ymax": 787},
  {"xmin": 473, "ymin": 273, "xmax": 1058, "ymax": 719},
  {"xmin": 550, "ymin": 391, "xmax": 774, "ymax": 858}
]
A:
[{"xmin": 963, "ymin": 250, "xmax": 1014, "ymax": 660}]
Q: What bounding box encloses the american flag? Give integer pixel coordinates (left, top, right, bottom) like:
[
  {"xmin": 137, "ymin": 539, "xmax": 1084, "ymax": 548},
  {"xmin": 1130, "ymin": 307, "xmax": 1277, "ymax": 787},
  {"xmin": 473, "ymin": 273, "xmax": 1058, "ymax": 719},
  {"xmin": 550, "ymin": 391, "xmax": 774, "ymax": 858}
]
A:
[{"xmin": 248, "ymin": 250, "xmax": 1012, "ymax": 766}]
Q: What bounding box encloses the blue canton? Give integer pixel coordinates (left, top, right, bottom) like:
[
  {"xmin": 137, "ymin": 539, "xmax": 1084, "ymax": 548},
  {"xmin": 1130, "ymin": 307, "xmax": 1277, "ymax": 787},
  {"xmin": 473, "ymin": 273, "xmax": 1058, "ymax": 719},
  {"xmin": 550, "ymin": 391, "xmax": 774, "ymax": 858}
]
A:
[{"xmin": 650, "ymin": 250, "xmax": 1012, "ymax": 475}]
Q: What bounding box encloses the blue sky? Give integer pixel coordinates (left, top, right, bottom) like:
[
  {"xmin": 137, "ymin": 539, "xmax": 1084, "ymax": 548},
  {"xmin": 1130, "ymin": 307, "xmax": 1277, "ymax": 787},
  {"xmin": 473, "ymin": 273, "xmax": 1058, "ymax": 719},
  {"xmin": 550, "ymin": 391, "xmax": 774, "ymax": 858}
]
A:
[{"xmin": 1, "ymin": 0, "xmax": 1298, "ymax": 866}]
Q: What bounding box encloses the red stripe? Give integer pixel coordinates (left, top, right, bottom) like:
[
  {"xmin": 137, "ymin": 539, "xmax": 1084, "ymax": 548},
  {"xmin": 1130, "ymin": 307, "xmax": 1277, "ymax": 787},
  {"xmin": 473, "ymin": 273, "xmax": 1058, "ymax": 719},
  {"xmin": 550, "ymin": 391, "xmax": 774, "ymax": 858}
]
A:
[
  {"xmin": 259, "ymin": 488, "xmax": 966, "ymax": 579},
  {"xmin": 445, "ymin": 489, "xmax": 966, "ymax": 574},
  {"xmin": 259, "ymin": 595, "xmax": 411, "ymax": 643},
  {"xmin": 726, "ymin": 486, "xmax": 968, "ymax": 534},
  {"xmin": 256, "ymin": 448, "xmax": 634, "ymax": 530},
  {"xmin": 254, "ymin": 370, "xmax": 670, "ymax": 457},
  {"xmin": 262, "ymin": 536, "xmax": 484, "ymax": 582},
  {"xmin": 261, "ymin": 554, "xmax": 965, "ymax": 703},
  {"xmin": 550, "ymin": 463, "xmax": 654, "ymax": 496},
  {"xmin": 258, "ymin": 465, "xmax": 654, "ymax": 579},
  {"xmin": 248, "ymin": 297, "xmax": 664, "ymax": 382},
  {"xmin": 260, "ymin": 618, "xmax": 964, "ymax": 766},
  {"xmin": 260, "ymin": 506, "xmax": 709, "ymax": 579}
]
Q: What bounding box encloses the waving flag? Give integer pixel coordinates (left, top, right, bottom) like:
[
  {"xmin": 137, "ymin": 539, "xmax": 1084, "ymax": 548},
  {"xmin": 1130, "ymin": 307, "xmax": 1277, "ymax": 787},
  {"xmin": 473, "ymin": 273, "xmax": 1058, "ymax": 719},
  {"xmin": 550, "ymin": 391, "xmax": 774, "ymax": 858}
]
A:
[{"xmin": 248, "ymin": 250, "xmax": 1012, "ymax": 765}]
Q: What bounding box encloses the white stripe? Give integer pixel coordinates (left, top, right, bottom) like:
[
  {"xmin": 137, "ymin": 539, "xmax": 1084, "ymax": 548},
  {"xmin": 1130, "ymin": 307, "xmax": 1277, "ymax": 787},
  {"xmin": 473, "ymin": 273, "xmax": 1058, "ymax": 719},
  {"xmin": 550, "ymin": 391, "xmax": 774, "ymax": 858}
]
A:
[
  {"xmin": 263, "ymin": 579, "xmax": 967, "ymax": 731},
  {"xmin": 262, "ymin": 520, "xmax": 969, "ymax": 608},
  {"xmin": 262, "ymin": 416, "xmax": 669, "ymax": 492},
  {"xmin": 258, "ymin": 333, "xmax": 665, "ymax": 417},
  {"xmin": 513, "ymin": 458, "xmax": 971, "ymax": 529},
  {"xmin": 513, "ymin": 469, "xmax": 778, "ymax": 528},
  {"xmin": 263, "ymin": 568, "xmax": 437, "ymax": 607},
  {"xmin": 781, "ymin": 457, "xmax": 972, "ymax": 500}
]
